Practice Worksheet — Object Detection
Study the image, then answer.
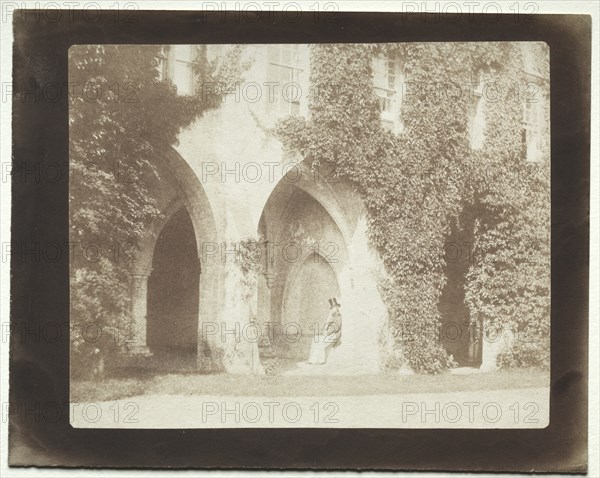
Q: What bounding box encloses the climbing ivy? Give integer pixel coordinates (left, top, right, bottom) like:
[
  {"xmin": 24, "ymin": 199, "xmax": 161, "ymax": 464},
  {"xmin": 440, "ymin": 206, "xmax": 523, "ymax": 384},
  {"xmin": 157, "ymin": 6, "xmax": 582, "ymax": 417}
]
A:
[
  {"xmin": 466, "ymin": 44, "xmax": 550, "ymax": 370},
  {"xmin": 235, "ymin": 237, "xmax": 265, "ymax": 304},
  {"xmin": 277, "ymin": 43, "xmax": 550, "ymax": 373}
]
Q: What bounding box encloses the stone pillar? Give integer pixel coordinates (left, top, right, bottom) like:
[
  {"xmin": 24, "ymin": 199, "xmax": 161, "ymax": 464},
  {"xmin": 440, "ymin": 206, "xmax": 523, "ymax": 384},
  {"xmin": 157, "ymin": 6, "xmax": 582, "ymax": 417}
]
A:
[
  {"xmin": 197, "ymin": 264, "xmax": 225, "ymax": 372},
  {"xmin": 260, "ymin": 240, "xmax": 277, "ymax": 339},
  {"xmin": 322, "ymin": 215, "xmax": 386, "ymax": 374},
  {"xmin": 129, "ymin": 267, "xmax": 152, "ymax": 355},
  {"xmin": 197, "ymin": 270, "xmax": 210, "ymax": 370},
  {"xmin": 262, "ymin": 270, "xmax": 276, "ymax": 307}
]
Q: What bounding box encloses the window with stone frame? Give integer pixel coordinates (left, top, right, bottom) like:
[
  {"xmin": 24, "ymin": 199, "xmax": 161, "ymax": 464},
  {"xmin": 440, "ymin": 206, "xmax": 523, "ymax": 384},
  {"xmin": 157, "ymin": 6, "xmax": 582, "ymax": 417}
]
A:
[
  {"xmin": 468, "ymin": 69, "xmax": 486, "ymax": 150},
  {"xmin": 159, "ymin": 45, "xmax": 196, "ymax": 96},
  {"xmin": 373, "ymin": 54, "xmax": 401, "ymax": 133},
  {"xmin": 172, "ymin": 45, "xmax": 196, "ymax": 96},
  {"xmin": 521, "ymin": 90, "xmax": 543, "ymax": 162},
  {"xmin": 267, "ymin": 44, "xmax": 302, "ymax": 116},
  {"xmin": 519, "ymin": 43, "xmax": 548, "ymax": 163},
  {"xmin": 157, "ymin": 47, "xmax": 169, "ymax": 82}
]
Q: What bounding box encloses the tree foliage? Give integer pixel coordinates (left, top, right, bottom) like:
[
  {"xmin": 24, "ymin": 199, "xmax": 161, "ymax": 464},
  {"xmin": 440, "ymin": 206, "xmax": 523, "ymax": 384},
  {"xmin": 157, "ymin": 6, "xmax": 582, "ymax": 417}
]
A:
[{"xmin": 69, "ymin": 45, "xmax": 241, "ymax": 376}]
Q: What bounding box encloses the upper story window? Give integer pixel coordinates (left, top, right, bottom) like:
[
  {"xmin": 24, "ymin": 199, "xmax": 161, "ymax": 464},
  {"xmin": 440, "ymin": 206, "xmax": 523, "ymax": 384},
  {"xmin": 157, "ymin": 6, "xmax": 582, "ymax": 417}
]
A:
[
  {"xmin": 172, "ymin": 45, "xmax": 196, "ymax": 96},
  {"xmin": 373, "ymin": 54, "xmax": 401, "ymax": 133},
  {"xmin": 468, "ymin": 70, "xmax": 486, "ymax": 150},
  {"xmin": 267, "ymin": 44, "xmax": 302, "ymax": 116},
  {"xmin": 521, "ymin": 94, "xmax": 543, "ymax": 162},
  {"xmin": 519, "ymin": 43, "xmax": 548, "ymax": 163},
  {"xmin": 158, "ymin": 48, "xmax": 169, "ymax": 82},
  {"xmin": 468, "ymin": 63, "xmax": 546, "ymax": 161},
  {"xmin": 373, "ymin": 56, "xmax": 397, "ymax": 111},
  {"xmin": 158, "ymin": 45, "xmax": 197, "ymax": 96}
]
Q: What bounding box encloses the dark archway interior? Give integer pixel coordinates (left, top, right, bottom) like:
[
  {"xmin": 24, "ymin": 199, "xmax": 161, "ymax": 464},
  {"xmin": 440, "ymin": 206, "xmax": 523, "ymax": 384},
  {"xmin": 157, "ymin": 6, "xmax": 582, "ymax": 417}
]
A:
[
  {"xmin": 147, "ymin": 207, "xmax": 199, "ymax": 369},
  {"xmin": 439, "ymin": 212, "xmax": 481, "ymax": 368}
]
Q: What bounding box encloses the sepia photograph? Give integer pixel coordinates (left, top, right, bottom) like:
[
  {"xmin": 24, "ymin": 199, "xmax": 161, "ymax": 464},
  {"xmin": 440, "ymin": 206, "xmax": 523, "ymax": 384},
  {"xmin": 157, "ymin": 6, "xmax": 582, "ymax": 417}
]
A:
[
  {"xmin": 4, "ymin": 4, "xmax": 593, "ymax": 473},
  {"xmin": 68, "ymin": 41, "xmax": 551, "ymax": 429}
]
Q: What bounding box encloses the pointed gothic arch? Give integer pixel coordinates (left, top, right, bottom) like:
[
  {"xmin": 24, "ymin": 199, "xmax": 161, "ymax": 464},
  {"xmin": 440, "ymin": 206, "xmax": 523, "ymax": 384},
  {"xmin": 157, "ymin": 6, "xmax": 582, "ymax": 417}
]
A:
[{"xmin": 128, "ymin": 147, "xmax": 222, "ymax": 369}]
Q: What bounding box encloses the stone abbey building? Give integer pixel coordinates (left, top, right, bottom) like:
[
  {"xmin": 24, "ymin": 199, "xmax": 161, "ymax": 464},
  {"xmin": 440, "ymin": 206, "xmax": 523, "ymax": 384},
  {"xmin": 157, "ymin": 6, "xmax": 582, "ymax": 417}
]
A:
[{"xmin": 125, "ymin": 44, "xmax": 547, "ymax": 375}]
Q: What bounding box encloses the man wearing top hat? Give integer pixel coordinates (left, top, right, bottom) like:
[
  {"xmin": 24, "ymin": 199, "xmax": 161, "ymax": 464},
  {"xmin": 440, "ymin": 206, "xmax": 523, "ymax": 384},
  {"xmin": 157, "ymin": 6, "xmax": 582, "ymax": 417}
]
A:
[{"xmin": 308, "ymin": 297, "xmax": 342, "ymax": 365}]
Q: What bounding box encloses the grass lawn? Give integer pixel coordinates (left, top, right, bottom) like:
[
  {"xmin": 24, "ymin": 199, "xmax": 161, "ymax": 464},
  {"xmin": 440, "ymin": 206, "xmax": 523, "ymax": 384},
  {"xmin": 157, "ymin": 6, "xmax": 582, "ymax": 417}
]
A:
[{"xmin": 71, "ymin": 368, "xmax": 549, "ymax": 403}]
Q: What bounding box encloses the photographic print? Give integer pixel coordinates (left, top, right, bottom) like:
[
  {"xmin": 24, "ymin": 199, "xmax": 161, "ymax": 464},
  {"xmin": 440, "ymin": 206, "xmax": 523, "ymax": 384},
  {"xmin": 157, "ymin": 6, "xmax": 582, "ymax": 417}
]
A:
[{"xmin": 68, "ymin": 42, "xmax": 551, "ymax": 429}]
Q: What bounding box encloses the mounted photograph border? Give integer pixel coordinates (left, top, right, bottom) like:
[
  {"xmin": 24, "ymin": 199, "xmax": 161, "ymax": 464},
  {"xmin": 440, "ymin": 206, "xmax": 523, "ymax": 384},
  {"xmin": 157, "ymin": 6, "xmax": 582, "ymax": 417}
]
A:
[{"xmin": 8, "ymin": 8, "xmax": 590, "ymax": 472}]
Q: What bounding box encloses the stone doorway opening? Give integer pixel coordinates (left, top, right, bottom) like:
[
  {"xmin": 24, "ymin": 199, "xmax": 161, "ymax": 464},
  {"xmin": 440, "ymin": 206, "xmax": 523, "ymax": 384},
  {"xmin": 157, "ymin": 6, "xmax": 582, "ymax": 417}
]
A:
[
  {"xmin": 257, "ymin": 173, "xmax": 350, "ymax": 372},
  {"xmin": 280, "ymin": 252, "xmax": 341, "ymax": 362},
  {"xmin": 439, "ymin": 215, "xmax": 482, "ymax": 369},
  {"xmin": 147, "ymin": 206, "xmax": 199, "ymax": 370}
]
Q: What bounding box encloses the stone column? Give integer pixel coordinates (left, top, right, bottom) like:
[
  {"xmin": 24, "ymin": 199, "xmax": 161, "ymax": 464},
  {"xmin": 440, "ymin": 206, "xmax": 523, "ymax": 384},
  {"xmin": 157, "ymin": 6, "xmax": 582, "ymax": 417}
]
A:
[
  {"xmin": 128, "ymin": 267, "xmax": 152, "ymax": 355},
  {"xmin": 326, "ymin": 213, "xmax": 387, "ymax": 374},
  {"xmin": 197, "ymin": 269, "xmax": 214, "ymax": 370},
  {"xmin": 261, "ymin": 240, "xmax": 277, "ymax": 339}
]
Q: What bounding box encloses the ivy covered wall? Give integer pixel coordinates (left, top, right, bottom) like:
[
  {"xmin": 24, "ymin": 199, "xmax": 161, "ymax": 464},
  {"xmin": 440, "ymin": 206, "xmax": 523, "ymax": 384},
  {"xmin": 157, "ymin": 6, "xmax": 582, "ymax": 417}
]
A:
[{"xmin": 277, "ymin": 43, "xmax": 550, "ymax": 373}]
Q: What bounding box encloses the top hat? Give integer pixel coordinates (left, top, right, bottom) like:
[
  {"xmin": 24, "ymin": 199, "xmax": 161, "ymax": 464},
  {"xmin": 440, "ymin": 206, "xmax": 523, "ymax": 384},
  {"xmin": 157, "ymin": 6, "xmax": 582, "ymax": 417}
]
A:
[{"xmin": 329, "ymin": 297, "xmax": 341, "ymax": 308}]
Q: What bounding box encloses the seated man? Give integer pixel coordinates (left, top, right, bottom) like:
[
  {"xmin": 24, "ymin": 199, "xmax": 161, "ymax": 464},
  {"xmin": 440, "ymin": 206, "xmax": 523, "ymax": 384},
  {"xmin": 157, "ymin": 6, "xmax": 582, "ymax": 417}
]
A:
[{"xmin": 308, "ymin": 297, "xmax": 342, "ymax": 365}]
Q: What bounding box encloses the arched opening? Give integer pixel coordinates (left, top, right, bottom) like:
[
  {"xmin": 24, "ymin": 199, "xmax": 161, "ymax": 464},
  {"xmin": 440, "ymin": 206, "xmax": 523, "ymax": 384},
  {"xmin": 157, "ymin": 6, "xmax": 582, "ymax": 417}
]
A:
[
  {"xmin": 257, "ymin": 175, "xmax": 349, "ymax": 369},
  {"xmin": 281, "ymin": 252, "xmax": 341, "ymax": 361},
  {"xmin": 146, "ymin": 206, "xmax": 200, "ymax": 369}
]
